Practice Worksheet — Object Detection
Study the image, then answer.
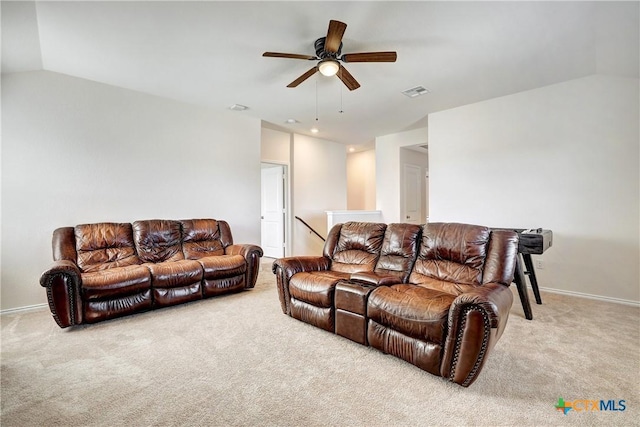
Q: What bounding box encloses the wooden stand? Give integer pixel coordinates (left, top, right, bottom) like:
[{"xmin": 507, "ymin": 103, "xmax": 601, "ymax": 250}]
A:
[{"xmin": 510, "ymin": 229, "xmax": 553, "ymax": 320}]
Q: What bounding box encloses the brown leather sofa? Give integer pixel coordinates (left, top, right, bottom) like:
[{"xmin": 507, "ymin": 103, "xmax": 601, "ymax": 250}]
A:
[
  {"xmin": 272, "ymin": 221, "xmax": 518, "ymax": 386},
  {"xmin": 40, "ymin": 219, "xmax": 263, "ymax": 328}
]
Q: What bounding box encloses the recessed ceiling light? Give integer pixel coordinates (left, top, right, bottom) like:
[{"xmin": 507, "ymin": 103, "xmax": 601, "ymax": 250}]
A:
[
  {"xmin": 285, "ymin": 118, "xmax": 299, "ymax": 124},
  {"xmin": 228, "ymin": 104, "xmax": 248, "ymax": 111},
  {"xmin": 401, "ymin": 86, "xmax": 430, "ymax": 98},
  {"xmin": 349, "ymin": 147, "xmax": 355, "ymax": 153},
  {"xmin": 310, "ymin": 127, "xmax": 319, "ymax": 134}
]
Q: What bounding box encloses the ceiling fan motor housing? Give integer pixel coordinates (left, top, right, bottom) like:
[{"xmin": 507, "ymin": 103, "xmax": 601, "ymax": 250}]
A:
[{"xmin": 315, "ymin": 37, "xmax": 342, "ymax": 59}]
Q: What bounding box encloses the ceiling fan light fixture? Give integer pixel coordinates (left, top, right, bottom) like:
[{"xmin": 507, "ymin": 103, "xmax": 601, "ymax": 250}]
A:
[{"xmin": 318, "ymin": 59, "xmax": 340, "ymax": 77}]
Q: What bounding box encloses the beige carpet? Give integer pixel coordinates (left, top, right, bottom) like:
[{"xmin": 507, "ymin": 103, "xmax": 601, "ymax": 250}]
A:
[{"xmin": 1, "ymin": 261, "xmax": 639, "ymax": 426}]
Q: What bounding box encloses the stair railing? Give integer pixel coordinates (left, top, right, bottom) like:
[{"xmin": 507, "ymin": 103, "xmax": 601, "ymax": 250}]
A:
[{"xmin": 294, "ymin": 216, "xmax": 326, "ymax": 242}]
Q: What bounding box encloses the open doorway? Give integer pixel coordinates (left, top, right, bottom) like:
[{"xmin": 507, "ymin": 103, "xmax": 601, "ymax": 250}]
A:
[{"xmin": 261, "ymin": 163, "xmax": 288, "ymax": 258}]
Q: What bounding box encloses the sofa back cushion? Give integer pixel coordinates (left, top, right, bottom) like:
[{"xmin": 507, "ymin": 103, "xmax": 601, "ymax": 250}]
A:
[
  {"xmin": 180, "ymin": 219, "xmax": 232, "ymax": 259},
  {"xmin": 75, "ymin": 223, "xmax": 141, "ymax": 272},
  {"xmin": 374, "ymin": 223, "xmax": 422, "ymax": 282},
  {"xmin": 409, "ymin": 223, "xmax": 490, "ymax": 293},
  {"xmin": 133, "ymin": 220, "xmax": 184, "ymax": 263},
  {"xmin": 325, "ymin": 222, "xmax": 386, "ymax": 274}
]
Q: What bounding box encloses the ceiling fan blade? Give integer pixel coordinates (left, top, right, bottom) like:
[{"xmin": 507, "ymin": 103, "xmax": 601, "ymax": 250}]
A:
[
  {"xmin": 336, "ymin": 65, "xmax": 360, "ymax": 91},
  {"xmin": 287, "ymin": 67, "xmax": 318, "ymax": 88},
  {"xmin": 325, "ymin": 20, "xmax": 347, "ymax": 53},
  {"xmin": 341, "ymin": 52, "xmax": 398, "ymax": 63},
  {"xmin": 263, "ymin": 52, "xmax": 317, "ymax": 60}
]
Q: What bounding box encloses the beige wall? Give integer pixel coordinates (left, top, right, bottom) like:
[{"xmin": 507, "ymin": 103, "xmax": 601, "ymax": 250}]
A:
[
  {"xmin": 292, "ymin": 134, "xmax": 347, "ymax": 256},
  {"xmin": 261, "ymin": 127, "xmax": 290, "ymax": 165},
  {"xmin": 429, "ymin": 74, "xmax": 639, "ymax": 303},
  {"xmin": 346, "ymin": 149, "xmax": 376, "ymax": 210}
]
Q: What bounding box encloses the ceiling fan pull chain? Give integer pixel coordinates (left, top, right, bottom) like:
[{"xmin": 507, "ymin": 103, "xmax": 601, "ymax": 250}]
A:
[
  {"xmin": 339, "ymin": 84, "xmax": 344, "ymax": 114},
  {"xmin": 315, "ymin": 79, "xmax": 319, "ymax": 122}
]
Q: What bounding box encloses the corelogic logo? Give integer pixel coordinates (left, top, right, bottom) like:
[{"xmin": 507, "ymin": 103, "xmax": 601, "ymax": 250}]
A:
[{"xmin": 555, "ymin": 397, "xmax": 626, "ymax": 415}]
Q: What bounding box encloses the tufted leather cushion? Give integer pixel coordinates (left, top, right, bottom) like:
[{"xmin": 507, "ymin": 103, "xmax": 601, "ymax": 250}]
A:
[
  {"xmin": 289, "ymin": 271, "xmax": 351, "ymax": 307},
  {"xmin": 409, "ymin": 223, "xmax": 490, "ymax": 293},
  {"xmin": 75, "ymin": 223, "xmax": 141, "ymax": 273},
  {"xmin": 81, "ymin": 264, "xmax": 151, "ymax": 300},
  {"xmin": 368, "ymin": 284, "xmax": 456, "ymax": 345},
  {"xmin": 329, "ymin": 222, "xmax": 386, "ymax": 273},
  {"xmin": 181, "ymin": 219, "xmax": 226, "ymax": 259},
  {"xmin": 197, "ymin": 255, "xmax": 246, "ymax": 279},
  {"xmin": 144, "ymin": 259, "xmax": 203, "ymax": 288},
  {"xmin": 374, "ymin": 223, "xmax": 422, "ymax": 282},
  {"xmin": 133, "ymin": 220, "xmax": 184, "ymax": 263}
]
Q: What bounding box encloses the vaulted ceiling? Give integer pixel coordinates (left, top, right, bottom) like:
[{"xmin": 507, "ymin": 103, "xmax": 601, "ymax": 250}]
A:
[{"xmin": 2, "ymin": 1, "xmax": 638, "ymax": 147}]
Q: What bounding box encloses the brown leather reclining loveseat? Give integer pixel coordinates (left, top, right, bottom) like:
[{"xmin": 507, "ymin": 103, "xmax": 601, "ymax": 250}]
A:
[
  {"xmin": 272, "ymin": 221, "xmax": 518, "ymax": 386},
  {"xmin": 40, "ymin": 218, "xmax": 263, "ymax": 328}
]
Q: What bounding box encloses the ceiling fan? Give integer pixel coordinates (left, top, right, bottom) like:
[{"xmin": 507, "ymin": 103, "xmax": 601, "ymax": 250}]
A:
[{"xmin": 263, "ymin": 19, "xmax": 397, "ymax": 91}]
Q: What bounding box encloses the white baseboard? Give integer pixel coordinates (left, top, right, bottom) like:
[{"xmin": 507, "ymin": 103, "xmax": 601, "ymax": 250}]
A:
[
  {"xmin": 538, "ymin": 286, "xmax": 639, "ymax": 307},
  {"xmin": 1, "ymin": 303, "xmax": 48, "ymax": 316},
  {"xmin": 1, "ymin": 286, "xmax": 637, "ymax": 315}
]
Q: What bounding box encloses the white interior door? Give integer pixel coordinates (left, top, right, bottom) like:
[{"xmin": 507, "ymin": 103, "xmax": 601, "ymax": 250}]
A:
[
  {"xmin": 402, "ymin": 164, "xmax": 422, "ymax": 223},
  {"xmin": 261, "ymin": 165, "xmax": 285, "ymax": 258}
]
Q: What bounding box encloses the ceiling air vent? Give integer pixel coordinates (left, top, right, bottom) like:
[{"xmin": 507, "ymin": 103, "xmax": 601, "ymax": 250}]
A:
[
  {"xmin": 228, "ymin": 104, "xmax": 249, "ymax": 111},
  {"xmin": 402, "ymin": 86, "xmax": 430, "ymax": 98}
]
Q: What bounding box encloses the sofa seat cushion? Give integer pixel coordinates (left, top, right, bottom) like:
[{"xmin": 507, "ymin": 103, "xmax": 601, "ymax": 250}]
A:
[
  {"xmin": 407, "ymin": 273, "xmax": 476, "ymax": 296},
  {"xmin": 197, "ymin": 255, "xmax": 246, "ymax": 279},
  {"xmin": 368, "ymin": 284, "xmax": 456, "ymax": 345},
  {"xmin": 145, "ymin": 260, "xmax": 203, "ymax": 288},
  {"xmin": 289, "ymin": 271, "xmax": 351, "ymax": 307},
  {"xmin": 82, "ymin": 265, "xmax": 151, "ymax": 300}
]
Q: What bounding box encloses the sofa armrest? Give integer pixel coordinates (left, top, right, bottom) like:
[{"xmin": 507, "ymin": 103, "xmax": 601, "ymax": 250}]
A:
[
  {"xmin": 39, "ymin": 260, "xmax": 84, "ymax": 328},
  {"xmin": 349, "ymin": 271, "xmax": 402, "ymax": 286},
  {"xmin": 441, "ymin": 283, "xmax": 514, "ymax": 387},
  {"xmin": 272, "ymin": 256, "xmax": 331, "ymax": 314},
  {"xmin": 271, "ymin": 256, "xmax": 331, "ymax": 278},
  {"xmin": 225, "ymin": 244, "xmax": 264, "ymax": 289}
]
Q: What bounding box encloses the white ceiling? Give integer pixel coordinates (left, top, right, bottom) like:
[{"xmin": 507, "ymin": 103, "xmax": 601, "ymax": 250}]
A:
[{"xmin": 2, "ymin": 1, "xmax": 638, "ymax": 147}]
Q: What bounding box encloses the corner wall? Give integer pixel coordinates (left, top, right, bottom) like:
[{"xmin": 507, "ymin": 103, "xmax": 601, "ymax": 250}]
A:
[
  {"xmin": 1, "ymin": 70, "xmax": 262, "ymax": 310},
  {"xmin": 428, "ymin": 74, "xmax": 639, "ymax": 303}
]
